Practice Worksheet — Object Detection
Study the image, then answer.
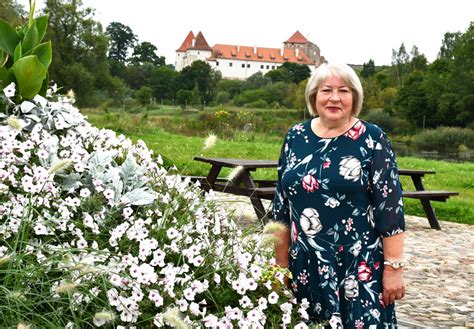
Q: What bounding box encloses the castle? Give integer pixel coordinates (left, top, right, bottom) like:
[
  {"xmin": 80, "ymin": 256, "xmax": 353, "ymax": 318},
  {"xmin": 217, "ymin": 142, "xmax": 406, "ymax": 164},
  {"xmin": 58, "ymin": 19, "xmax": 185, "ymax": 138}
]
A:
[{"xmin": 175, "ymin": 31, "xmax": 325, "ymax": 79}]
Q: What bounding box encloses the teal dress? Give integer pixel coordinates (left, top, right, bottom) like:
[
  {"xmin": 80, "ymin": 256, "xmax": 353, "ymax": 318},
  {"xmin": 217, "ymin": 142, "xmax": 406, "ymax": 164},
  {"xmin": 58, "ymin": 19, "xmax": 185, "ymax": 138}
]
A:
[{"xmin": 272, "ymin": 119, "xmax": 405, "ymax": 328}]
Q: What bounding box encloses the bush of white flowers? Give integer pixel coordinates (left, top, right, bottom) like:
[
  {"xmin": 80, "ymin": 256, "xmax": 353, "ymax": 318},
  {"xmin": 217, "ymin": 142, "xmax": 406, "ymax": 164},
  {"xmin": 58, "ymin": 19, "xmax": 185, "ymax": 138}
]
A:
[{"xmin": 0, "ymin": 83, "xmax": 312, "ymax": 328}]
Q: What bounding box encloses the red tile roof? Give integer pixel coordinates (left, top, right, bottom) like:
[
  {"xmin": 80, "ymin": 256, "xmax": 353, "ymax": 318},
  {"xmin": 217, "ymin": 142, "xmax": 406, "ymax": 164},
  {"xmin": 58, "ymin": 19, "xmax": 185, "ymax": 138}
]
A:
[
  {"xmin": 176, "ymin": 31, "xmax": 195, "ymax": 52},
  {"xmin": 285, "ymin": 30, "xmax": 308, "ymax": 44},
  {"xmin": 209, "ymin": 44, "xmax": 315, "ymax": 65},
  {"xmin": 192, "ymin": 31, "xmax": 212, "ymax": 51}
]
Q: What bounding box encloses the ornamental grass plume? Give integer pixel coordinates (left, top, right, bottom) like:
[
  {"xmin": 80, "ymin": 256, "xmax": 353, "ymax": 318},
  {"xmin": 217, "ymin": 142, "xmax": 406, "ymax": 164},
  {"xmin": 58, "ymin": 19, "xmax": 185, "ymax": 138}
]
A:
[
  {"xmin": 54, "ymin": 282, "xmax": 79, "ymax": 294},
  {"xmin": 162, "ymin": 307, "xmax": 189, "ymax": 329},
  {"xmin": 6, "ymin": 115, "xmax": 23, "ymax": 130},
  {"xmin": 227, "ymin": 165, "xmax": 244, "ymax": 182},
  {"xmin": 203, "ymin": 134, "xmax": 217, "ymax": 150},
  {"xmin": 263, "ymin": 221, "xmax": 288, "ymax": 234},
  {"xmin": 93, "ymin": 311, "xmax": 116, "ymax": 326},
  {"xmin": 0, "ymin": 254, "xmax": 12, "ymax": 266},
  {"xmin": 48, "ymin": 159, "xmax": 73, "ymax": 174}
]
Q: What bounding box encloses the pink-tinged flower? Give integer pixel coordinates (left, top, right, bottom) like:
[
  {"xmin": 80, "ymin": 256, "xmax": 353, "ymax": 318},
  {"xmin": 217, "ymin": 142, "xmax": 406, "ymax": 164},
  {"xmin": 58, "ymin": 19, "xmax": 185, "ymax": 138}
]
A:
[
  {"xmin": 291, "ymin": 221, "xmax": 298, "ymax": 242},
  {"xmin": 323, "ymin": 159, "xmax": 331, "ymax": 169},
  {"xmin": 355, "ymin": 319, "xmax": 364, "ymax": 329},
  {"xmin": 358, "ymin": 261, "xmax": 373, "ymax": 282},
  {"xmin": 374, "ymin": 261, "xmax": 380, "ymax": 270},
  {"xmin": 302, "ymin": 174, "xmax": 319, "ymax": 192},
  {"xmin": 344, "ymin": 120, "xmax": 366, "ymax": 140}
]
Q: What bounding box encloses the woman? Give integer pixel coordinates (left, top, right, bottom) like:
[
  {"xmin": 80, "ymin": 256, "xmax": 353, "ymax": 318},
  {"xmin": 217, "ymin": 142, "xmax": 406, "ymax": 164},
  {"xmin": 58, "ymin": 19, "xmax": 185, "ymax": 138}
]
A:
[{"xmin": 272, "ymin": 63, "xmax": 405, "ymax": 328}]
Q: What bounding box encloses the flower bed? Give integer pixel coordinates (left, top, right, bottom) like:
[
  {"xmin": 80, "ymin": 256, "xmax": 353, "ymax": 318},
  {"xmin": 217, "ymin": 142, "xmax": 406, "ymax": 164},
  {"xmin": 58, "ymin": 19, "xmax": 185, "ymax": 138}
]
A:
[{"xmin": 0, "ymin": 84, "xmax": 311, "ymax": 327}]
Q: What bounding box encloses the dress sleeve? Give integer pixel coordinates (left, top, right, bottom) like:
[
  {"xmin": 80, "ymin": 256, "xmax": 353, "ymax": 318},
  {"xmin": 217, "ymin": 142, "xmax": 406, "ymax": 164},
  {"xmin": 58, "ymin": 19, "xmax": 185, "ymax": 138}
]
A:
[
  {"xmin": 272, "ymin": 139, "xmax": 290, "ymax": 227},
  {"xmin": 370, "ymin": 131, "xmax": 405, "ymax": 237}
]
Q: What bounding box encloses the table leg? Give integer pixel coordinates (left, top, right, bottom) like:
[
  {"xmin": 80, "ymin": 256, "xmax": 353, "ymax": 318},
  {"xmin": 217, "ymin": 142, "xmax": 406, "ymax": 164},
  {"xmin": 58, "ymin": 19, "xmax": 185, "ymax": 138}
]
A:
[
  {"xmin": 203, "ymin": 165, "xmax": 222, "ymax": 192},
  {"xmin": 410, "ymin": 176, "xmax": 442, "ymax": 230},
  {"xmin": 240, "ymin": 170, "xmax": 270, "ymax": 222}
]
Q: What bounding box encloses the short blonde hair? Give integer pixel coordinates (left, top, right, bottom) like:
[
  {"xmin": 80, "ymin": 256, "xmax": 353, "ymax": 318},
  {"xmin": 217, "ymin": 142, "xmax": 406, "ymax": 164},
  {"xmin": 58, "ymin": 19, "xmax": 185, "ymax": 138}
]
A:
[{"xmin": 305, "ymin": 63, "xmax": 364, "ymax": 117}]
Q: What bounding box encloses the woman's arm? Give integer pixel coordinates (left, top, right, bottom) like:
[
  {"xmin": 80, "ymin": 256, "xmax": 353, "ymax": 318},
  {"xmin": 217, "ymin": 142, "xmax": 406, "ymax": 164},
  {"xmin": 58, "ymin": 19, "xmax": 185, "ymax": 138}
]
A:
[
  {"xmin": 274, "ymin": 228, "xmax": 290, "ymax": 268},
  {"xmin": 382, "ymin": 232, "xmax": 405, "ymax": 305}
]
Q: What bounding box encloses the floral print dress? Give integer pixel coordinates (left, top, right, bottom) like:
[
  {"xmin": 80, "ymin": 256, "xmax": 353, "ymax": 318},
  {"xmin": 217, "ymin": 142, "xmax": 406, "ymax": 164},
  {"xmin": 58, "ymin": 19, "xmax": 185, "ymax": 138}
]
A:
[{"xmin": 272, "ymin": 119, "xmax": 405, "ymax": 328}]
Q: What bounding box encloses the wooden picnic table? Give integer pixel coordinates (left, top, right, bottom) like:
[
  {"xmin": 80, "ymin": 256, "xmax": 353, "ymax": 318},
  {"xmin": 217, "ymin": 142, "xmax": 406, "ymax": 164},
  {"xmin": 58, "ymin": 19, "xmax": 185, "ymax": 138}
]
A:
[{"xmin": 193, "ymin": 156, "xmax": 458, "ymax": 229}]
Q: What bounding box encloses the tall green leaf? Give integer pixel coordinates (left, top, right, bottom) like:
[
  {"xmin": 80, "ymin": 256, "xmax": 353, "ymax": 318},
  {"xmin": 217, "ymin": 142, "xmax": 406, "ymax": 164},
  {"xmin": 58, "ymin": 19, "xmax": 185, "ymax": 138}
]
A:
[
  {"xmin": 22, "ymin": 22, "xmax": 39, "ymax": 54},
  {"xmin": 14, "ymin": 42, "xmax": 22, "ymax": 62},
  {"xmin": 29, "ymin": 41, "xmax": 52, "ymax": 69},
  {"xmin": 0, "ymin": 67, "xmax": 14, "ymax": 87},
  {"xmin": 35, "ymin": 16, "xmax": 49, "ymax": 43},
  {"xmin": 11, "ymin": 55, "xmax": 47, "ymax": 99},
  {"xmin": 0, "ymin": 19, "xmax": 21, "ymax": 56}
]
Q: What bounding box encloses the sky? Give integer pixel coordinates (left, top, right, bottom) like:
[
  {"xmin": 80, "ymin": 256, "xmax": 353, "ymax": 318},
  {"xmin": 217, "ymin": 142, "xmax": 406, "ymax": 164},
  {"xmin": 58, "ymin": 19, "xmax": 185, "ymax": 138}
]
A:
[{"xmin": 18, "ymin": 0, "xmax": 474, "ymax": 66}]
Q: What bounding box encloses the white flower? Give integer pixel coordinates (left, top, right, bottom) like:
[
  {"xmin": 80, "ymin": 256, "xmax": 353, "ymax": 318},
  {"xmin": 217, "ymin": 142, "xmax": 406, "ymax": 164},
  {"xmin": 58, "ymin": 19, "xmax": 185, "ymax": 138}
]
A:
[
  {"xmin": 267, "ymin": 291, "xmax": 279, "ymax": 304},
  {"xmin": 300, "ymin": 208, "xmax": 322, "ymax": 238},
  {"xmin": 324, "ymin": 197, "xmax": 340, "ymax": 208},
  {"xmin": 329, "ymin": 313, "xmax": 343, "ymax": 328},
  {"xmin": 3, "ymin": 82, "xmax": 15, "ymax": 97},
  {"xmin": 344, "ymin": 276, "xmax": 359, "ymax": 300},
  {"xmin": 339, "ymin": 156, "xmax": 362, "ymax": 182}
]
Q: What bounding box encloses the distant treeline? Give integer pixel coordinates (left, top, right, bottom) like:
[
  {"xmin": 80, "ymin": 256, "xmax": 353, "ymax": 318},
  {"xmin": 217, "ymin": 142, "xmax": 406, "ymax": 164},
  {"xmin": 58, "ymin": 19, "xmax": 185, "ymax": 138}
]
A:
[{"xmin": 1, "ymin": 0, "xmax": 473, "ymax": 130}]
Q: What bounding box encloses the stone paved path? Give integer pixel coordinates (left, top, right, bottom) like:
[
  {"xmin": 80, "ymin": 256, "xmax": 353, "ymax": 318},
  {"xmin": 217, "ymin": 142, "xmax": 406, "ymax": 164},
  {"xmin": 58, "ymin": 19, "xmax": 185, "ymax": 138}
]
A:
[{"xmin": 214, "ymin": 193, "xmax": 474, "ymax": 328}]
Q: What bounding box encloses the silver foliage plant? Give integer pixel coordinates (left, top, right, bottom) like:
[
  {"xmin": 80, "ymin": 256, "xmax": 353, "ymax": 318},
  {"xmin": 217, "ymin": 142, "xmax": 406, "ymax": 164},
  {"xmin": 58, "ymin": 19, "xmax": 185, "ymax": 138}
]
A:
[{"xmin": 0, "ymin": 84, "xmax": 309, "ymax": 328}]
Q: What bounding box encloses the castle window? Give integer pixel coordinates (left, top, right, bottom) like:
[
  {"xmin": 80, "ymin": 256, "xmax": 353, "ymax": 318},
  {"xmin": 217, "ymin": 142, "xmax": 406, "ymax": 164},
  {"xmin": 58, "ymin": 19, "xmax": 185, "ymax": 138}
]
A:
[
  {"xmin": 216, "ymin": 61, "xmax": 219, "ymax": 66},
  {"xmin": 261, "ymin": 65, "xmax": 264, "ymax": 69},
  {"xmin": 242, "ymin": 63, "xmax": 245, "ymax": 68},
  {"xmin": 229, "ymin": 62, "xmax": 233, "ymax": 67},
  {"xmin": 247, "ymin": 64, "xmax": 250, "ymax": 68},
  {"xmin": 266, "ymin": 65, "xmax": 269, "ymax": 69},
  {"xmin": 271, "ymin": 65, "xmax": 275, "ymax": 69}
]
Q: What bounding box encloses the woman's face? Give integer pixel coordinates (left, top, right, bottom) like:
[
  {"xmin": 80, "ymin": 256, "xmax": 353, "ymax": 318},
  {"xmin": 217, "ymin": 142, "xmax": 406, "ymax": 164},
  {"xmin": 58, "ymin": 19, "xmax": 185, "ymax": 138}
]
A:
[{"xmin": 315, "ymin": 75, "xmax": 354, "ymax": 123}]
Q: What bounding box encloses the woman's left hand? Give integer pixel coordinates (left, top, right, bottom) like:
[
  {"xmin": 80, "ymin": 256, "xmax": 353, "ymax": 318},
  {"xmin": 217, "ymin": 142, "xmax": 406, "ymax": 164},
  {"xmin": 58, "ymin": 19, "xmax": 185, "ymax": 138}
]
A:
[{"xmin": 382, "ymin": 268, "xmax": 405, "ymax": 306}]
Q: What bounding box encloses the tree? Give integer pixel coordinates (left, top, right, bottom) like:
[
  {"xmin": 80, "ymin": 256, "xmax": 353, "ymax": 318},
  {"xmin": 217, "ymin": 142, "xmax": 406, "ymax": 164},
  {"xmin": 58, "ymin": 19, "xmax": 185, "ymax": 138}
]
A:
[
  {"xmin": 135, "ymin": 86, "xmax": 153, "ymax": 106},
  {"xmin": 391, "ymin": 43, "xmax": 409, "ymax": 85},
  {"xmin": 129, "ymin": 41, "xmax": 165, "ymax": 66},
  {"xmin": 438, "ymin": 32, "xmax": 461, "ymax": 60},
  {"xmin": 43, "ymin": 0, "xmax": 113, "ymax": 106},
  {"xmin": 281, "ymin": 62, "xmax": 310, "ymax": 84},
  {"xmin": 241, "ymin": 72, "xmax": 271, "ymax": 91},
  {"xmin": 105, "ymin": 22, "xmax": 137, "ymax": 63},
  {"xmin": 148, "ymin": 65, "xmax": 178, "ymax": 101},
  {"xmin": 361, "ymin": 59, "xmax": 375, "ymax": 78},
  {"xmin": 0, "ymin": 0, "xmax": 25, "ymax": 26},
  {"xmin": 409, "ymin": 45, "xmax": 428, "ymax": 72},
  {"xmin": 177, "ymin": 60, "xmax": 221, "ymax": 103}
]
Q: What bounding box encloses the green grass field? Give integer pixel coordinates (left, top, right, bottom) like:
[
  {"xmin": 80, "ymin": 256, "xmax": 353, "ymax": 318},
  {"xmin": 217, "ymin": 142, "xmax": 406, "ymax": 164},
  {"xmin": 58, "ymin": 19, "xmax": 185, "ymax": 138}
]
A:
[{"xmin": 84, "ymin": 107, "xmax": 474, "ymax": 225}]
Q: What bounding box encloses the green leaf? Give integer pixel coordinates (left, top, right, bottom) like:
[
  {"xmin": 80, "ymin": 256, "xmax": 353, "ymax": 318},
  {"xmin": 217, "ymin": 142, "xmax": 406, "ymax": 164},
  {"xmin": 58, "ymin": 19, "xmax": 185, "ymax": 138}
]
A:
[
  {"xmin": 28, "ymin": 41, "xmax": 52, "ymax": 69},
  {"xmin": 35, "ymin": 16, "xmax": 49, "ymax": 43},
  {"xmin": 0, "ymin": 19, "xmax": 21, "ymax": 55},
  {"xmin": 0, "ymin": 67, "xmax": 14, "ymax": 87},
  {"xmin": 22, "ymin": 22, "xmax": 39, "ymax": 54},
  {"xmin": 38, "ymin": 71, "xmax": 49, "ymax": 96},
  {"xmin": 11, "ymin": 55, "xmax": 47, "ymax": 99},
  {"xmin": 14, "ymin": 42, "xmax": 22, "ymax": 62}
]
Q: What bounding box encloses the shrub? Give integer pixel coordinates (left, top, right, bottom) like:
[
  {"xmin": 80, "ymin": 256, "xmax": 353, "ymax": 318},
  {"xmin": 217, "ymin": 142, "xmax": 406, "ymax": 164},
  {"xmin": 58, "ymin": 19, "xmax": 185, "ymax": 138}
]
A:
[
  {"xmin": 0, "ymin": 84, "xmax": 310, "ymax": 327},
  {"xmin": 244, "ymin": 100, "xmax": 269, "ymax": 109},
  {"xmin": 361, "ymin": 110, "xmax": 395, "ymax": 133},
  {"xmin": 412, "ymin": 126, "xmax": 474, "ymax": 152}
]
